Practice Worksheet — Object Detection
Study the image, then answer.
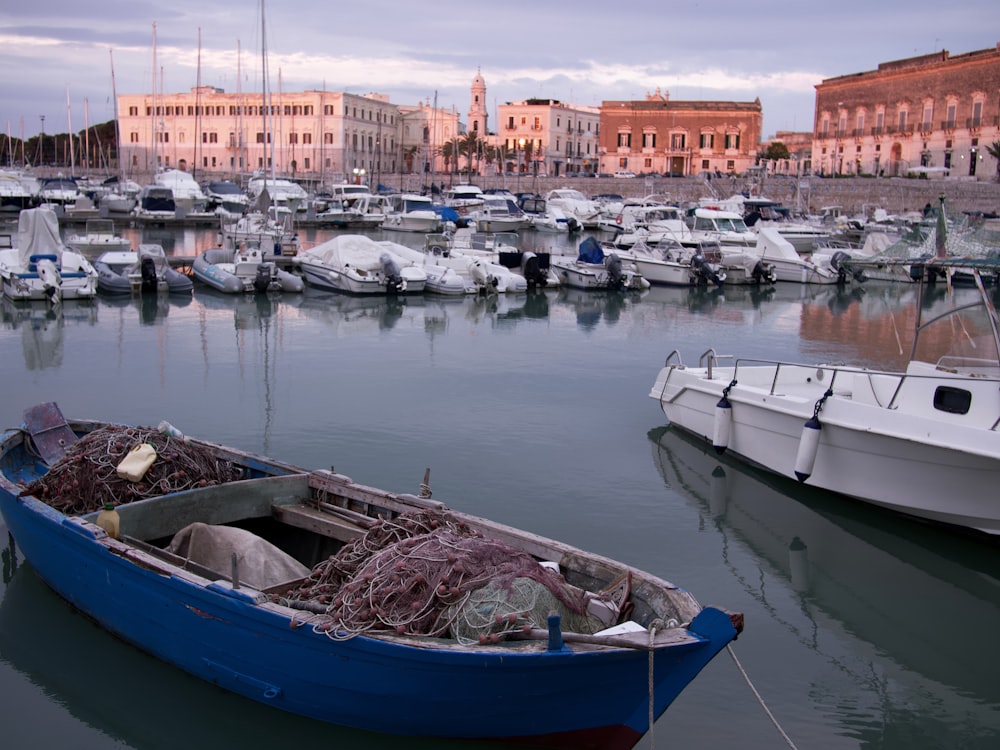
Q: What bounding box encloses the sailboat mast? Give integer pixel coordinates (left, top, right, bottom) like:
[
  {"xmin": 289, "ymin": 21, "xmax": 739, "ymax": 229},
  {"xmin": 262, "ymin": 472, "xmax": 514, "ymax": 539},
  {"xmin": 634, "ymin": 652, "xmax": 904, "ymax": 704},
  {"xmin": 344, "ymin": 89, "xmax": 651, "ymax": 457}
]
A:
[
  {"xmin": 66, "ymin": 86, "xmax": 75, "ymax": 177},
  {"xmin": 194, "ymin": 27, "xmax": 202, "ymax": 180},
  {"xmin": 110, "ymin": 49, "xmax": 126, "ymax": 181},
  {"xmin": 261, "ymin": 0, "xmax": 271, "ymax": 189}
]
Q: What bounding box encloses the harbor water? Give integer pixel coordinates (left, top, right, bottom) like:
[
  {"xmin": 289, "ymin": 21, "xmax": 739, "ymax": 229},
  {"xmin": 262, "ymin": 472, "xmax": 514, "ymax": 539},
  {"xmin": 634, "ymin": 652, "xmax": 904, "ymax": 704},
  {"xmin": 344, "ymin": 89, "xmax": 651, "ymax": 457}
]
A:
[{"xmin": 1, "ymin": 222, "xmax": 999, "ymax": 750}]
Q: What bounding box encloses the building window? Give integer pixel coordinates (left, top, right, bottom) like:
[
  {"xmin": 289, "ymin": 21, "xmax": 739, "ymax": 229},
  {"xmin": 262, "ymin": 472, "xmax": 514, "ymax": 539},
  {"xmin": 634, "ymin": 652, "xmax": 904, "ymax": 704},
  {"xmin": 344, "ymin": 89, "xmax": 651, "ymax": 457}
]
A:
[
  {"xmin": 670, "ymin": 133, "xmax": 686, "ymax": 149},
  {"xmin": 289, "ymin": 133, "xmax": 298, "ymax": 144},
  {"xmin": 972, "ymin": 101, "xmax": 983, "ymax": 127},
  {"xmin": 129, "ymin": 132, "xmax": 139, "ymax": 143},
  {"xmin": 303, "ymin": 133, "xmax": 312, "ymax": 144},
  {"xmin": 898, "ymin": 110, "xmax": 907, "ymax": 131},
  {"xmin": 923, "ymin": 104, "xmax": 933, "ymax": 130},
  {"xmin": 700, "ymin": 133, "xmax": 714, "ymax": 149},
  {"xmin": 324, "ymin": 133, "xmax": 334, "ymax": 144},
  {"xmin": 946, "ymin": 103, "xmax": 956, "ymax": 128},
  {"xmin": 617, "ymin": 132, "xmax": 631, "ymax": 148},
  {"xmin": 725, "ymin": 133, "xmax": 740, "ymax": 149},
  {"xmin": 643, "ymin": 132, "xmax": 656, "ymax": 148},
  {"xmin": 856, "ymin": 113, "xmax": 865, "ymax": 135},
  {"xmin": 702, "ymin": 159, "xmax": 710, "ymax": 169}
]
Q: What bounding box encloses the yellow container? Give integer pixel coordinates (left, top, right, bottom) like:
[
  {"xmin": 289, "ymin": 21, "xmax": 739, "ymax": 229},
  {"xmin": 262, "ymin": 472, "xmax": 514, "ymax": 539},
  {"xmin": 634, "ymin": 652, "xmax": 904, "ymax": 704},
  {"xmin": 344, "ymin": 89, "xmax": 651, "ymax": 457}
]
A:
[
  {"xmin": 117, "ymin": 443, "xmax": 157, "ymax": 482},
  {"xmin": 95, "ymin": 503, "xmax": 121, "ymax": 539}
]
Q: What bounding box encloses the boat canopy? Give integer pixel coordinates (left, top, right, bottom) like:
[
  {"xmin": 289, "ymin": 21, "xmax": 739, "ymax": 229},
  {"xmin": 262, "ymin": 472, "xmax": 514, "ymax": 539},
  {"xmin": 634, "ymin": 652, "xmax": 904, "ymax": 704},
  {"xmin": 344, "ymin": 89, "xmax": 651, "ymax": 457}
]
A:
[
  {"xmin": 578, "ymin": 236, "xmax": 606, "ymax": 264},
  {"xmin": 16, "ymin": 206, "xmax": 63, "ymax": 265}
]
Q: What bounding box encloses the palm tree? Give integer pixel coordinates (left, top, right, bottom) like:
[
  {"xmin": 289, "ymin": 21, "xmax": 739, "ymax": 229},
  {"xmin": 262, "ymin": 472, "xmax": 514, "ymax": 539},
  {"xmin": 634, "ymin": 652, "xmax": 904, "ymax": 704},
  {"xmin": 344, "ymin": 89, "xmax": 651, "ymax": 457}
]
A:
[{"xmin": 985, "ymin": 141, "xmax": 1000, "ymax": 182}]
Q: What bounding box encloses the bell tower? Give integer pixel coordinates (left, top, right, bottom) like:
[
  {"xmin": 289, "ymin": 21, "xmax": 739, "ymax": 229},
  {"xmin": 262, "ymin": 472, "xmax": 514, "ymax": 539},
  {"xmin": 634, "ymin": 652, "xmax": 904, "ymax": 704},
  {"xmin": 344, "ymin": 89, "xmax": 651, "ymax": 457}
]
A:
[{"xmin": 468, "ymin": 69, "xmax": 488, "ymax": 137}]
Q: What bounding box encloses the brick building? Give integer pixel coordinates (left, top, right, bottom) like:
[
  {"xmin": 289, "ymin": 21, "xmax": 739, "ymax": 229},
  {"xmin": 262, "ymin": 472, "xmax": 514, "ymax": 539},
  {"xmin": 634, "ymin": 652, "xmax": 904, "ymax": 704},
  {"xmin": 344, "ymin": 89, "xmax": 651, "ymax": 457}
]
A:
[
  {"xmin": 598, "ymin": 89, "xmax": 762, "ymax": 176},
  {"xmin": 495, "ymin": 98, "xmax": 601, "ymax": 177},
  {"xmin": 812, "ymin": 43, "xmax": 1000, "ymax": 178}
]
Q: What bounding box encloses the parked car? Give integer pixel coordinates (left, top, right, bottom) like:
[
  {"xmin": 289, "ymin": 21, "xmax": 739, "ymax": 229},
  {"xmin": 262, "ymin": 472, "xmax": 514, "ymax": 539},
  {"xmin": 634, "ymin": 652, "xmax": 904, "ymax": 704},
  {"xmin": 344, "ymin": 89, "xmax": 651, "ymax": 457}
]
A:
[{"xmin": 613, "ymin": 170, "xmax": 637, "ymax": 179}]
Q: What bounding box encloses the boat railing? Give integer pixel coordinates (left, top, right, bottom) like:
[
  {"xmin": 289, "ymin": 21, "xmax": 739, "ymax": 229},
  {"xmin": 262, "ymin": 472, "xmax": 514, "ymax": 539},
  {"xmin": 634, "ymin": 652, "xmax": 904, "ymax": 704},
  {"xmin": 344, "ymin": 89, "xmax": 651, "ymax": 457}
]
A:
[{"xmin": 700, "ymin": 349, "xmax": 733, "ymax": 379}]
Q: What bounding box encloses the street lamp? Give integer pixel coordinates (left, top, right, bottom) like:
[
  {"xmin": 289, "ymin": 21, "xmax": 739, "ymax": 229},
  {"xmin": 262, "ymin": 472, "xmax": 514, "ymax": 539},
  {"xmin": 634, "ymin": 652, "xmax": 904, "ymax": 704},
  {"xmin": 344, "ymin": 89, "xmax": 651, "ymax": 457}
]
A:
[{"xmin": 353, "ymin": 167, "xmax": 366, "ymax": 185}]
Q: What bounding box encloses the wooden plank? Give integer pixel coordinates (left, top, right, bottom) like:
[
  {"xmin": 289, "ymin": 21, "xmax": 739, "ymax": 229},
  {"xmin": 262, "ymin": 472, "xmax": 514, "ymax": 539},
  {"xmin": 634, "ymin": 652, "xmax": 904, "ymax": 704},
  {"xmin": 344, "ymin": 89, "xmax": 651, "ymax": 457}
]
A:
[
  {"xmin": 114, "ymin": 474, "xmax": 310, "ymax": 541},
  {"xmin": 308, "ymin": 470, "xmax": 446, "ymax": 514},
  {"xmin": 272, "ymin": 504, "xmax": 365, "ymax": 542}
]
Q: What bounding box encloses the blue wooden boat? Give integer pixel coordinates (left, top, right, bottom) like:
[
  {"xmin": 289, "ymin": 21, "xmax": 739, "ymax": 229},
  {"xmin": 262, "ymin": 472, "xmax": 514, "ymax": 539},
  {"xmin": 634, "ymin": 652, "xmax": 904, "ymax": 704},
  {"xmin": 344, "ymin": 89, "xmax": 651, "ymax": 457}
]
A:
[{"xmin": 0, "ymin": 403, "xmax": 742, "ymax": 750}]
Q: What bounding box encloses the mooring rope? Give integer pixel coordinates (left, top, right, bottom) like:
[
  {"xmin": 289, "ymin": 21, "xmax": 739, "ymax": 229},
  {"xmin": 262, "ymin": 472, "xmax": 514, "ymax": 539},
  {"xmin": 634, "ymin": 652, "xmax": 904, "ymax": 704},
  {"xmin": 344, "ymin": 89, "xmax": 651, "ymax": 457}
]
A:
[{"xmin": 726, "ymin": 644, "xmax": 799, "ymax": 749}]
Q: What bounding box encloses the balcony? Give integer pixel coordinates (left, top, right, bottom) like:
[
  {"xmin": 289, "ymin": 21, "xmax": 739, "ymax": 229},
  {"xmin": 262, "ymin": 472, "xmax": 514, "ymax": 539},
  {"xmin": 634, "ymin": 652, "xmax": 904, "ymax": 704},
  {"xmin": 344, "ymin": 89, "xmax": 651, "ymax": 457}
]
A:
[
  {"xmin": 940, "ymin": 120, "xmax": 957, "ymax": 131},
  {"xmin": 966, "ymin": 117, "xmax": 982, "ymax": 131}
]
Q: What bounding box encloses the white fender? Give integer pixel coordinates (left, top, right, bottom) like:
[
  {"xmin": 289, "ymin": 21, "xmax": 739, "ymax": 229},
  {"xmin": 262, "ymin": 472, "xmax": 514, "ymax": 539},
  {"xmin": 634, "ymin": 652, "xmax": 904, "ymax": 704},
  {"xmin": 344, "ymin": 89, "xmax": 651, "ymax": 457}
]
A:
[
  {"xmin": 712, "ymin": 395, "xmax": 732, "ymax": 454},
  {"xmin": 794, "ymin": 416, "xmax": 822, "ymax": 482}
]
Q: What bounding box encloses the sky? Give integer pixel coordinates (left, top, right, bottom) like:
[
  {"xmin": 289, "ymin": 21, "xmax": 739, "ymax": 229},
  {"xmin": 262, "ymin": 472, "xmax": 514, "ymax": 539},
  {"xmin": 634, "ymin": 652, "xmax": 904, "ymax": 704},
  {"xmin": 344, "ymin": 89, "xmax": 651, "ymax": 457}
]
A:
[{"xmin": 1, "ymin": 1, "xmax": 997, "ymax": 143}]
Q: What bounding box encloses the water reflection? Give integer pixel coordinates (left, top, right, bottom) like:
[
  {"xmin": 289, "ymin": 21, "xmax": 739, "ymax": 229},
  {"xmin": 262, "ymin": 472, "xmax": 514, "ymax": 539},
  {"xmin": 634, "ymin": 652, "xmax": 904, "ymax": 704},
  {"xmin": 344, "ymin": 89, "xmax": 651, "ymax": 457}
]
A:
[
  {"xmin": 648, "ymin": 425, "xmax": 1000, "ymax": 747},
  {"xmin": 0, "ymin": 298, "xmax": 98, "ymax": 369},
  {"xmin": 0, "ymin": 563, "xmax": 502, "ymax": 750},
  {"xmin": 556, "ymin": 287, "xmax": 646, "ymax": 329}
]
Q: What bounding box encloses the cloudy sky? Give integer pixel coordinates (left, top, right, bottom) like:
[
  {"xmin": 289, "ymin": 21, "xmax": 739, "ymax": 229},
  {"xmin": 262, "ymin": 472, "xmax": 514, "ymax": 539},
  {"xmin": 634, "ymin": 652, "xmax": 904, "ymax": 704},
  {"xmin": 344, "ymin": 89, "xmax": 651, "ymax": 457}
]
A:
[{"xmin": 1, "ymin": 1, "xmax": 997, "ymax": 142}]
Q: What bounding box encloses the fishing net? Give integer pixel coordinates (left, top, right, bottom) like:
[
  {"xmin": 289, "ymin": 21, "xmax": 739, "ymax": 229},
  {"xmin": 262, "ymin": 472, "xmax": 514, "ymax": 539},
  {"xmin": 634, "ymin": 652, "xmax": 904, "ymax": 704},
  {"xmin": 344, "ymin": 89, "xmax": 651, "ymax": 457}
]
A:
[
  {"xmin": 21, "ymin": 424, "xmax": 245, "ymax": 514},
  {"xmin": 279, "ymin": 509, "xmax": 601, "ymax": 644}
]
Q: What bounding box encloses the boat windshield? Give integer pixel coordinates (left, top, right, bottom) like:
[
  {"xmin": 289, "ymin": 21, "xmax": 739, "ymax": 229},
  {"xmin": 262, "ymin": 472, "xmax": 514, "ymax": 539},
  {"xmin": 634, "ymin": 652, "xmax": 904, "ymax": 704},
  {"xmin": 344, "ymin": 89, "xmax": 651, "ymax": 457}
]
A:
[{"xmin": 911, "ymin": 277, "xmax": 1000, "ymax": 376}]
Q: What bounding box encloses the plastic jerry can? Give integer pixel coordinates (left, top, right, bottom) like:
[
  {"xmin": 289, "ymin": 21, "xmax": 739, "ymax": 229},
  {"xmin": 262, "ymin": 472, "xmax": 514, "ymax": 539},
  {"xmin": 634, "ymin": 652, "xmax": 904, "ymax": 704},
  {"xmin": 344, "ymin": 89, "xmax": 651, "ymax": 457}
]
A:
[
  {"xmin": 95, "ymin": 503, "xmax": 121, "ymax": 539},
  {"xmin": 117, "ymin": 443, "xmax": 157, "ymax": 482}
]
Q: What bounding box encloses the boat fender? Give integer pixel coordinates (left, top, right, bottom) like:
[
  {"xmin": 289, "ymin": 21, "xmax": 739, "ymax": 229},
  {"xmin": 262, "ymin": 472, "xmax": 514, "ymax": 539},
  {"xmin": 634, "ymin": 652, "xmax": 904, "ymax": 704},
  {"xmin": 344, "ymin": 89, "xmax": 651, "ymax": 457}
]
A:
[
  {"xmin": 713, "ymin": 379, "xmax": 737, "ymax": 454},
  {"xmin": 794, "ymin": 389, "xmax": 833, "ymax": 482},
  {"xmin": 794, "ymin": 417, "xmax": 822, "ymax": 482}
]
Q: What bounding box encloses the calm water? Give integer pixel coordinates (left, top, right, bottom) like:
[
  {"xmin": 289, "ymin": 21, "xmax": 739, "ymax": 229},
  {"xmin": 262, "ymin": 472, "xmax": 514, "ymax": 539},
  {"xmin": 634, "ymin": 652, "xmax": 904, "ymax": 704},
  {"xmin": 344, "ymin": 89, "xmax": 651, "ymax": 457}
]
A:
[{"xmin": 1, "ymin": 223, "xmax": 999, "ymax": 750}]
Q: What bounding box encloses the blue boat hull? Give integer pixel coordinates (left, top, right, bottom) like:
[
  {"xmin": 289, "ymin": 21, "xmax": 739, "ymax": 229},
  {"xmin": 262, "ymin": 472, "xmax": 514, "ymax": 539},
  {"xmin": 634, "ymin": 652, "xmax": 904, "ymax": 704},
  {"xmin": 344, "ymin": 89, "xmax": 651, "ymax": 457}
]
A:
[{"xmin": 0, "ymin": 423, "xmax": 738, "ymax": 749}]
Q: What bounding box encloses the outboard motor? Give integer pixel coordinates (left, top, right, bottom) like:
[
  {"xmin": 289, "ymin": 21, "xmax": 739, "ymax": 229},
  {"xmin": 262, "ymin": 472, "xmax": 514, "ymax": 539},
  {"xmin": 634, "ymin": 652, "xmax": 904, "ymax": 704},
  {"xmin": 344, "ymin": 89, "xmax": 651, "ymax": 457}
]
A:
[
  {"xmin": 691, "ymin": 251, "xmax": 724, "ymax": 287},
  {"xmin": 521, "ymin": 251, "xmax": 548, "ymax": 288},
  {"xmin": 253, "ymin": 262, "xmax": 275, "ymax": 294},
  {"xmin": 829, "ymin": 250, "xmax": 857, "ymax": 285},
  {"xmin": 605, "ymin": 253, "xmax": 625, "ymax": 290},
  {"xmin": 380, "ymin": 252, "xmax": 406, "ymax": 294},
  {"xmin": 34, "ymin": 257, "xmax": 62, "ymax": 304},
  {"xmin": 139, "ymin": 255, "xmax": 159, "ymax": 293},
  {"xmin": 751, "ymin": 259, "xmax": 777, "ymax": 284},
  {"xmin": 566, "ymin": 217, "xmax": 582, "ymax": 233},
  {"xmin": 470, "ymin": 259, "xmax": 499, "ymax": 295}
]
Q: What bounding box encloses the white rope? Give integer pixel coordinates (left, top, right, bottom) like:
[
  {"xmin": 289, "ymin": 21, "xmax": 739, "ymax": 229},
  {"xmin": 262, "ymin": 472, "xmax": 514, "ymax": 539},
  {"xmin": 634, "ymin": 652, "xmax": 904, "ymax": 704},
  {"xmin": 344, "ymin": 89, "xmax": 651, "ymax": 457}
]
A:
[
  {"xmin": 647, "ymin": 623, "xmax": 657, "ymax": 750},
  {"xmin": 727, "ymin": 644, "xmax": 799, "ymax": 749}
]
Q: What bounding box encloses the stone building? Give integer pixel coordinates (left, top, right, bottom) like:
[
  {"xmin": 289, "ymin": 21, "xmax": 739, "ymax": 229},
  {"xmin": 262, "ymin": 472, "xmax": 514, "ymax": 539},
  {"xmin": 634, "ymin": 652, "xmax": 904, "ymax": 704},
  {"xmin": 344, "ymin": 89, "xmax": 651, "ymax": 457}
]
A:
[
  {"xmin": 812, "ymin": 43, "xmax": 1000, "ymax": 179},
  {"xmin": 598, "ymin": 89, "xmax": 763, "ymax": 176},
  {"xmin": 495, "ymin": 98, "xmax": 601, "ymax": 177},
  {"xmin": 118, "ymin": 87, "xmax": 408, "ymax": 185}
]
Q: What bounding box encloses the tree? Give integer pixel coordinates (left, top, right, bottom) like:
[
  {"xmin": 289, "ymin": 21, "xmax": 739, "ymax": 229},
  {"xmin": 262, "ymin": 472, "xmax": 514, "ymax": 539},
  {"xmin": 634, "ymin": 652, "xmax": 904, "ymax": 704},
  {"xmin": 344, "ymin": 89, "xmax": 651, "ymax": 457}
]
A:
[
  {"xmin": 985, "ymin": 141, "xmax": 1000, "ymax": 182},
  {"xmin": 763, "ymin": 142, "xmax": 790, "ymax": 161}
]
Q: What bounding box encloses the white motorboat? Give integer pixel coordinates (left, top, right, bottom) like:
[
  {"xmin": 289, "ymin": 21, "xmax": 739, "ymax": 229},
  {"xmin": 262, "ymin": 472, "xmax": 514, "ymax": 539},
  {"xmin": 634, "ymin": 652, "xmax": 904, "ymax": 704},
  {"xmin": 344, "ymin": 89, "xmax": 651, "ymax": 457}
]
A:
[
  {"xmin": 518, "ymin": 195, "xmax": 577, "ymax": 233},
  {"xmin": 133, "ymin": 185, "xmax": 177, "ymax": 219},
  {"xmin": 383, "ymin": 194, "xmax": 442, "ymax": 233},
  {"xmin": 443, "ymin": 230, "xmax": 559, "ymax": 289},
  {"xmin": 743, "ymin": 227, "xmax": 843, "ymax": 284},
  {"xmin": 687, "ymin": 208, "xmax": 758, "ymax": 248},
  {"xmin": 192, "ymin": 244, "xmax": 304, "ymax": 294},
  {"xmin": 543, "ymin": 188, "xmax": 602, "ymax": 229},
  {"xmin": 0, "ymin": 168, "xmax": 40, "ymax": 214},
  {"xmin": 154, "ymin": 169, "xmax": 212, "ymax": 219},
  {"xmin": 441, "ymin": 184, "xmax": 485, "ymax": 217},
  {"xmin": 94, "ymin": 244, "xmax": 193, "ymax": 296},
  {"xmin": 37, "ymin": 177, "xmax": 83, "ymax": 211},
  {"xmin": 472, "ymin": 195, "xmax": 530, "ymax": 232},
  {"xmin": 64, "ymin": 219, "xmax": 132, "ymax": 257},
  {"xmin": 296, "ymin": 234, "xmax": 427, "ymax": 295},
  {"xmin": 246, "ymin": 174, "xmax": 308, "ymax": 216},
  {"xmin": 385, "ymin": 239, "xmax": 527, "ymax": 296},
  {"xmin": 203, "ymin": 180, "xmax": 250, "ymax": 217},
  {"xmin": 649, "ymin": 259, "xmax": 1000, "ymax": 537},
  {"xmin": 0, "ymin": 206, "xmax": 98, "ymax": 302},
  {"xmin": 613, "ymin": 238, "xmax": 726, "ymax": 287},
  {"xmin": 551, "ymin": 237, "xmax": 650, "ymax": 291},
  {"xmin": 218, "ymin": 209, "xmax": 300, "ymax": 257}
]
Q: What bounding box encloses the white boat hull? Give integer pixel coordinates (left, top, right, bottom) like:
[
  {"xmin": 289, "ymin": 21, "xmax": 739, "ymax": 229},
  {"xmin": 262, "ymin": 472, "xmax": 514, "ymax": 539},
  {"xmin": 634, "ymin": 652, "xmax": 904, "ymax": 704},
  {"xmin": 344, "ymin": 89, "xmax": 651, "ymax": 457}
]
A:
[{"xmin": 650, "ymin": 359, "xmax": 1000, "ymax": 535}]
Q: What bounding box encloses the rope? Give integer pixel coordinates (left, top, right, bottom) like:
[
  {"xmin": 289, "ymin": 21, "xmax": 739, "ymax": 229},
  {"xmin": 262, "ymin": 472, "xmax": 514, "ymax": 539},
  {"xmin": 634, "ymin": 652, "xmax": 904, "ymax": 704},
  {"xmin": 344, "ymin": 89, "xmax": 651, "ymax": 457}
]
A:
[
  {"xmin": 647, "ymin": 622, "xmax": 658, "ymax": 749},
  {"xmin": 726, "ymin": 644, "xmax": 799, "ymax": 749}
]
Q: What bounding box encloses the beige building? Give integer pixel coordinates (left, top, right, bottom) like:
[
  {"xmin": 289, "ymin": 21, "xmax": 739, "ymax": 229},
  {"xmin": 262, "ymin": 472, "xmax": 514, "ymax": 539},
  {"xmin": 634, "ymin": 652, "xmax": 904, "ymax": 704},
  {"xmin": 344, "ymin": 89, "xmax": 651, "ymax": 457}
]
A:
[
  {"xmin": 598, "ymin": 90, "xmax": 762, "ymax": 176},
  {"xmin": 118, "ymin": 87, "xmax": 408, "ymax": 185},
  {"xmin": 495, "ymin": 99, "xmax": 601, "ymax": 177},
  {"xmin": 812, "ymin": 43, "xmax": 1000, "ymax": 178}
]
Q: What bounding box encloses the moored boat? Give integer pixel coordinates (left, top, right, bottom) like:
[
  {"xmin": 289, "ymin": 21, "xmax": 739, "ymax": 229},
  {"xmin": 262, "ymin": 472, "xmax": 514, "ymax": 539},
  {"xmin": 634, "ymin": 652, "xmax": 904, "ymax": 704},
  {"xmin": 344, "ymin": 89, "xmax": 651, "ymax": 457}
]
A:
[
  {"xmin": 649, "ymin": 258, "xmax": 1000, "ymax": 536},
  {"xmin": 94, "ymin": 244, "xmax": 193, "ymax": 296},
  {"xmin": 192, "ymin": 244, "xmax": 304, "ymax": 294},
  {"xmin": 0, "ymin": 403, "xmax": 743, "ymax": 750}
]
